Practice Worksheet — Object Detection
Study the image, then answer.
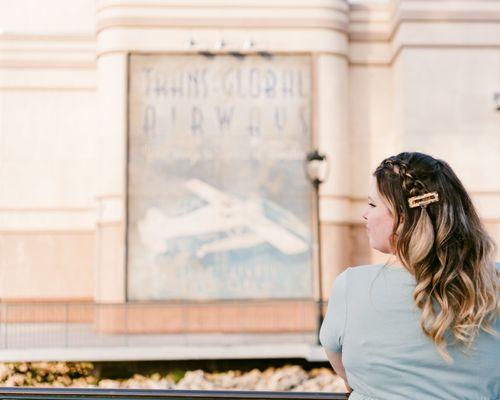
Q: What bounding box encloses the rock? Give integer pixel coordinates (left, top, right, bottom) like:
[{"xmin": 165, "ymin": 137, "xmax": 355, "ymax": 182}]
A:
[
  {"xmin": 0, "ymin": 364, "xmax": 13, "ymax": 382},
  {"xmin": 150, "ymin": 373, "xmax": 162, "ymax": 381},
  {"xmin": 309, "ymin": 367, "xmax": 334, "ymax": 378},
  {"xmin": 236, "ymin": 368, "xmax": 261, "ymax": 389},
  {"xmin": 123, "ymin": 380, "xmax": 143, "ymax": 389},
  {"xmin": 69, "ymin": 377, "xmax": 96, "ymax": 388},
  {"xmin": 5, "ymin": 373, "xmax": 27, "ymax": 386},
  {"xmin": 17, "ymin": 364, "xmax": 29, "ymax": 373},
  {"xmin": 296, "ymin": 374, "xmax": 348, "ymax": 393},
  {"xmin": 98, "ymin": 379, "xmax": 121, "ymax": 389},
  {"xmin": 177, "ymin": 370, "xmax": 210, "ymax": 390},
  {"xmin": 142, "ymin": 379, "xmax": 174, "ymax": 390},
  {"xmin": 256, "ymin": 365, "xmax": 308, "ymax": 391},
  {"xmin": 55, "ymin": 375, "xmax": 73, "ymax": 387}
]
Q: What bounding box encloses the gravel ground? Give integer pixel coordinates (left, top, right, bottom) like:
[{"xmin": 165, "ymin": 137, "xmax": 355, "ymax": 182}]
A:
[{"xmin": 0, "ymin": 362, "xmax": 347, "ymax": 392}]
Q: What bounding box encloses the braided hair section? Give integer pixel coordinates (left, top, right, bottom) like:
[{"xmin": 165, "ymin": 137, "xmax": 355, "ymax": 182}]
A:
[{"xmin": 379, "ymin": 157, "xmax": 428, "ymax": 199}]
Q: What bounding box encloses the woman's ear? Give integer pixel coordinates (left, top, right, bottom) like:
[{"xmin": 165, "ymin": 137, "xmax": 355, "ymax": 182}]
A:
[
  {"xmin": 396, "ymin": 214, "xmax": 405, "ymax": 234},
  {"xmin": 390, "ymin": 216, "xmax": 404, "ymax": 254}
]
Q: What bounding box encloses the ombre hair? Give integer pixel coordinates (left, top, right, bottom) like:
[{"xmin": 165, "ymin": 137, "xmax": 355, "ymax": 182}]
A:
[{"xmin": 374, "ymin": 152, "xmax": 499, "ymax": 361}]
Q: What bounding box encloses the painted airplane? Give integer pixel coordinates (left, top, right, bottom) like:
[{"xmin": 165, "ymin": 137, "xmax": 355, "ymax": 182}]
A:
[{"xmin": 137, "ymin": 179, "xmax": 310, "ymax": 258}]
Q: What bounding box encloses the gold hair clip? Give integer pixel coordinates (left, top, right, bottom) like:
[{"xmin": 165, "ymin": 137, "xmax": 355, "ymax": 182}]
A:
[{"xmin": 408, "ymin": 192, "xmax": 439, "ymax": 208}]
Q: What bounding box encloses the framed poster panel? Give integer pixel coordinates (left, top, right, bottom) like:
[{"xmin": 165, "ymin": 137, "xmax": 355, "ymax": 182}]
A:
[{"xmin": 127, "ymin": 54, "xmax": 313, "ymax": 300}]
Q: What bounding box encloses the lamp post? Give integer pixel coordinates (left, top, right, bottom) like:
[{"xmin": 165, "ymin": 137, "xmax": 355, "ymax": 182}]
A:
[
  {"xmin": 305, "ymin": 150, "xmax": 329, "ymax": 345},
  {"xmin": 494, "ymin": 92, "xmax": 500, "ymax": 111}
]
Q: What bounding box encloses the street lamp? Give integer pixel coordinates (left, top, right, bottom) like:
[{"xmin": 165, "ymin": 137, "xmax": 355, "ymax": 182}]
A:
[
  {"xmin": 494, "ymin": 92, "xmax": 500, "ymax": 111},
  {"xmin": 305, "ymin": 150, "xmax": 329, "ymax": 344}
]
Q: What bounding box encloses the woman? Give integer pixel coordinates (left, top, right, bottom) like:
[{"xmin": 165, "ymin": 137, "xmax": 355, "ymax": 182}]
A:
[{"xmin": 320, "ymin": 152, "xmax": 499, "ymax": 400}]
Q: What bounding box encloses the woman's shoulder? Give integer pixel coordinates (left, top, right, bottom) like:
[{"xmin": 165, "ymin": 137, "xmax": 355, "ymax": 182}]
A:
[
  {"xmin": 342, "ymin": 263, "xmax": 386, "ymax": 278},
  {"xmin": 333, "ymin": 264, "xmax": 381, "ymax": 289},
  {"xmin": 339, "ymin": 264, "xmax": 412, "ymax": 289}
]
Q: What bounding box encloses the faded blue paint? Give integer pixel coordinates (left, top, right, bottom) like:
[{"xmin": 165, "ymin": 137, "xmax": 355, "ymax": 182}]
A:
[{"xmin": 127, "ymin": 55, "xmax": 314, "ymax": 301}]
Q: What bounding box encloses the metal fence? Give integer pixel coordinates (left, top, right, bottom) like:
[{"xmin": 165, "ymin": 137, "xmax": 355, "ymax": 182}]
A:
[
  {"xmin": 0, "ymin": 302, "xmax": 318, "ymax": 350},
  {"xmin": 0, "ymin": 388, "xmax": 349, "ymax": 400}
]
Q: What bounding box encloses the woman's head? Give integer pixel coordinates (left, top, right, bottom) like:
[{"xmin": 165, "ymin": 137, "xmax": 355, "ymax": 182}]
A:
[
  {"xmin": 370, "ymin": 152, "xmax": 498, "ymax": 360},
  {"xmin": 370, "ymin": 152, "xmax": 482, "ymax": 262}
]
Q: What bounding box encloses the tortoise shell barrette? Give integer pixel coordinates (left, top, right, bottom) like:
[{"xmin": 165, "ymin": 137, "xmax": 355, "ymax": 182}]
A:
[{"xmin": 408, "ymin": 192, "xmax": 439, "ymax": 208}]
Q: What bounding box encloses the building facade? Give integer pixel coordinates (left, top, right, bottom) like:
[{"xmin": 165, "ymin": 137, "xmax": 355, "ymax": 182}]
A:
[{"xmin": 0, "ymin": 0, "xmax": 499, "ymax": 333}]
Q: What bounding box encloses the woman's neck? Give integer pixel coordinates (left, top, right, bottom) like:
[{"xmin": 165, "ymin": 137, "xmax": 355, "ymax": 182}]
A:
[{"xmin": 385, "ymin": 255, "xmax": 405, "ymax": 268}]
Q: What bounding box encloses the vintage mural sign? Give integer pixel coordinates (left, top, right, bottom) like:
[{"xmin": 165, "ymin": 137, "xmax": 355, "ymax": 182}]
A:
[{"xmin": 128, "ymin": 54, "xmax": 313, "ymax": 300}]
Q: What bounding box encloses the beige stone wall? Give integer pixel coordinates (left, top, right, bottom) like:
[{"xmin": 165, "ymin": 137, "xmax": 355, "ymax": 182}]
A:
[
  {"xmin": 0, "ymin": 0, "xmax": 499, "ymax": 313},
  {"xmin": 0, "ymin": 232, "xmax": 94, "ymax": 300},
  {"xmin": 0, "ymin": 0, "xmax": 97, "ymax": 301}
]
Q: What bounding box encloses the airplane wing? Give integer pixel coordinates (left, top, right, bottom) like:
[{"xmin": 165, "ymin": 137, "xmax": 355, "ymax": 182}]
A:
[
  {"xmin": 185, "ymin": 179, "xmax": 240, "ymax": 206},
  {"xmin": 244, "ymin": 215, "xmax": 309, "ymax": 255},
  {"xmin": 185, "ymin": 179, "xmax": 310, "ymax": 256}
]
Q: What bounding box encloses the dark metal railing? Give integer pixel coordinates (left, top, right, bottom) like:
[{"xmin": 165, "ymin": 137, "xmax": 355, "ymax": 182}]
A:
[{"xmin": 0, "ymin": 388, "xmax": 349, "ymax": 400}]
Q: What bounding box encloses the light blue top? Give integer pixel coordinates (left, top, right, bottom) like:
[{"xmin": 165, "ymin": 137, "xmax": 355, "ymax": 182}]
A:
[{"xmin": 320, "ymin": 264, "xmax": 500, "ymax": 400}]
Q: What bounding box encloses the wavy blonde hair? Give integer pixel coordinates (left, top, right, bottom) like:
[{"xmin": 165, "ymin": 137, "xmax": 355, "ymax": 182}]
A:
[{"xmin": 375, "ymin": 152, "xmax": 499, "ymax": 362}]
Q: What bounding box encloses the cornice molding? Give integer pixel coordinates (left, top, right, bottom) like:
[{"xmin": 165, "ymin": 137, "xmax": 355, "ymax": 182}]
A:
[
  {"xmin": 348, "ymin": 0, "xmax": 500, "ymax": 64},
  {"xmin": 0, "ymin": 230, "xmax": 95, "ymax": 235},
  {"xmin": 1, "ymin": 2, "xmax": 499, "ymax": 69},
  {"xmin": 0, "ymin": 34, "xmax": 97, "ymax": 71},
  {"xmin": 96, "ymin": 17, "xmax": 348, "ymax": 34},
  {"xmin": 96, "ymin": 0, "xmax": 349, "ymax": 13},
  {"xmin": 349, "ymin": 0, "xmax": 500, "ymax": 43},
  {"xmin": 95, "ymin": 0, "xmax": 349, "ymax": 38},
  {"xmin": 0, "ymin": 60, "xmax": 96, "ymax": 69},
  {"xmin": 0, "ymin": 34, "xmax": 95, "ymax": 42}
]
